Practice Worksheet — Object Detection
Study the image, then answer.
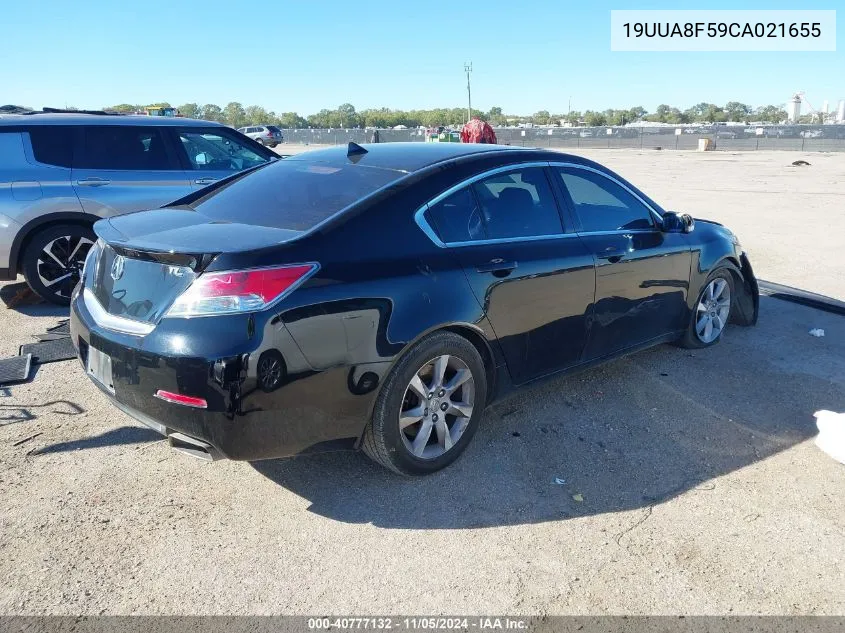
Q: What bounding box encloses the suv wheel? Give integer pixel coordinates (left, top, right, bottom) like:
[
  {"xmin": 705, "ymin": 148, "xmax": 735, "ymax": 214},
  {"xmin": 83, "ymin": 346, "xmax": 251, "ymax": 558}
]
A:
[{"xmin": 22, "ymin": 224, "xmax": 95, "ymax": 305}]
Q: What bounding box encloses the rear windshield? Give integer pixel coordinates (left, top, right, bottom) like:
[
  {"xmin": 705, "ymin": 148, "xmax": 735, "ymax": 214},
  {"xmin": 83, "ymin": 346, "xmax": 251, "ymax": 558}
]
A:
[
  {"xmin": 187, "ymin": 159, "xmax": 404, "ymax": 230},
  {"xmin": 267, "ymin": 126, "xmax": 281, "ymax": 133}
]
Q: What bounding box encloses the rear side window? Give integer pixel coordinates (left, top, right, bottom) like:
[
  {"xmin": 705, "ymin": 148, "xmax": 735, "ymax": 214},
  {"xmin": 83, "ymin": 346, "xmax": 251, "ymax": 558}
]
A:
[
  {"xmin": 29, "ymin": 126, "xmax": 74, "ymax": 168},
  {"xmin": 187, "ymin": 159, "xmax": 403, "ymax": 230},
  {"xmin": 556, "ymin": 167, "xmax": 654, "ymax": 232},
  {"xmin": 472, "ymin": 168, "xmax": 563, "ymax": 239},
  {"xmin": 77, "ymin": 126, "xmax": 178, "ymax": 170},
  {"xmin": 426, "ymin": 187, "xmax": 485, "ymax": 243}
]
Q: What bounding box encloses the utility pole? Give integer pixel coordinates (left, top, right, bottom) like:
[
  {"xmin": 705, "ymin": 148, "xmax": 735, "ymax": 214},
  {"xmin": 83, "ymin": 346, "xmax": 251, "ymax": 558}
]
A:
[{"xmin": 464, "ymin": 62, "xmax": 473, "ymax": 123}]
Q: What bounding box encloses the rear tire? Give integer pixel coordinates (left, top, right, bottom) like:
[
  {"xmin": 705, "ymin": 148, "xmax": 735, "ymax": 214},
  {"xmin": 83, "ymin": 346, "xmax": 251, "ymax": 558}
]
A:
[
  {"xmin": 362, "ymin": 331, "xmax": 488, "ymax": 475},
  {"xmin": 21, "ymin": 224, "xmax": 95, "ymax": 305}
]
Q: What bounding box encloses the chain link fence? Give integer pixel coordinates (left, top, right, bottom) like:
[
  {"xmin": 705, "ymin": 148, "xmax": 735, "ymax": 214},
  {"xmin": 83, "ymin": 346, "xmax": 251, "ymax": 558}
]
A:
[{"xmin": 279, "ymin": 124, "xmax": 845, "ymax": 151}]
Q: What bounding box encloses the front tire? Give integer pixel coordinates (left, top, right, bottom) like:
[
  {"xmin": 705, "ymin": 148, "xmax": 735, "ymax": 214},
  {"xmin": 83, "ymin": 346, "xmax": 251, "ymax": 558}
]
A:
[
  {"xmin": 678, "ymin": 267, "xmax": 734, "ymax": 349},
  {"xmin": 362, "ymin": 331, "xmax": 488, "ymax": 475},
  {"xmin": 21, "ymin": 224, "xmax": 95, "ymax": 305}
]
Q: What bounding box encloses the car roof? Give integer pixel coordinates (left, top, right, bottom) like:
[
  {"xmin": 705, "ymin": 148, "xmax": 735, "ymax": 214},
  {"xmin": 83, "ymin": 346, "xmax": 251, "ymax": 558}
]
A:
[
  {"xmin": 0, "ymin": 113, "xmax": 224, "ymax": 128},
  {"xmin": 288, "ymin": 142, "xmax": 548, "ymax": 173}
]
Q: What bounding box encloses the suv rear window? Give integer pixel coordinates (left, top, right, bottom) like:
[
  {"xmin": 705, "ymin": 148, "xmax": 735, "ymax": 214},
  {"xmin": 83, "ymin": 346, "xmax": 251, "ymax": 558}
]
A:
[
  {"xmin": 267, "ymin": 126, "xmax": 281, "ymax": 133},
  {"xmin": 186, "ymin": 159, "xmax": 403, "ymax": 230},
  {"xmin": 29, "ymin": 126, "xmax": 74, "ymax": 168}
]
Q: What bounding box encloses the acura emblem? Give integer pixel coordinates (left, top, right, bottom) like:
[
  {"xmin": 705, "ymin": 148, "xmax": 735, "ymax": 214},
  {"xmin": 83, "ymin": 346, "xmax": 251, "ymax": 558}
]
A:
[{"xmin": 110, "ymin": 255, "xmax": 125, "ymax": 281}]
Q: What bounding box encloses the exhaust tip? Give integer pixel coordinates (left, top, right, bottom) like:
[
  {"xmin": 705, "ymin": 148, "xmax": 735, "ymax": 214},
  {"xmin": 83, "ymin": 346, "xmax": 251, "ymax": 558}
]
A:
[{"xmin": 167, "ymin": 432, "xmax": 221, "ymax": 462}]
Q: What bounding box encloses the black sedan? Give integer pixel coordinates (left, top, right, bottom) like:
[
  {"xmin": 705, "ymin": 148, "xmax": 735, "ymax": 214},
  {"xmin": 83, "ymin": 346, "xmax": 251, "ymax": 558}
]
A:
[{"xmin": 70, "ymin": 143, "xmax": 759, "ymax": 475}]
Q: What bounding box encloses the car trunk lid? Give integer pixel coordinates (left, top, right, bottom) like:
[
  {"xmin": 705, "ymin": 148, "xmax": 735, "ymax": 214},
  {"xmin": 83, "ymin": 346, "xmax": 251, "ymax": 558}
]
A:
[{"xmin": 88, "ymin": 209, "xmax": 304, "ymax": 325}]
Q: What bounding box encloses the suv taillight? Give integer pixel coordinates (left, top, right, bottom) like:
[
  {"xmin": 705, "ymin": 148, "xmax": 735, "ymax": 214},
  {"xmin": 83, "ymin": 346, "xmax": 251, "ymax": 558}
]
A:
[{"xmin": 165, "ymin": 264, "xmax": 318, "ymax": 317}]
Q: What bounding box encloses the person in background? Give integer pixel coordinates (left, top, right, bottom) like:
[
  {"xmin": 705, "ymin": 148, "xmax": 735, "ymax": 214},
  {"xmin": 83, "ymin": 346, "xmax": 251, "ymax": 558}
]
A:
[
  {"xmin": 460, "ymin": 117, "xmax": 497, "ymax": 144},
  {"xmin": 370, "ymin": 128, "xmax": 381, "ymax": 143}
]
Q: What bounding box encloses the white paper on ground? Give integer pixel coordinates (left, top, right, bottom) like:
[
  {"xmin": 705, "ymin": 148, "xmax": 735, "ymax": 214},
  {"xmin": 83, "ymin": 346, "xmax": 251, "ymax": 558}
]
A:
[{"xmin": 814, "ymin": 410, "xmax": 845, "ymax": 465}]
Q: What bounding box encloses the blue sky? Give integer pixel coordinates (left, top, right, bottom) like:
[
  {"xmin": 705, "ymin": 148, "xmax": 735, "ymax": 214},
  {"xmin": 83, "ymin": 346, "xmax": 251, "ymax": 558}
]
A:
[{"xmin": 3, "ymin": 0, "xmax": 841, "ymax": 116}]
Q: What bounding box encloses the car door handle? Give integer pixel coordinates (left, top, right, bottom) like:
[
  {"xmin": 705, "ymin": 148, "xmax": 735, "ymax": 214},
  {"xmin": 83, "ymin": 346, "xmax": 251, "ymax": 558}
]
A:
[
  {"xmin": 597, "ymin": 247, "xmax": 624, "ymax": 264},
  {"xmin": 76, "ymin": 178, "xmax": 111, "ymax": 187},
  {"xmin": 476, "ymin": 259, "xmax": 517, "ymax": 277},
  {"xmin": 194, "ymin": 178, "xmax": 217, "ymax": 185}
]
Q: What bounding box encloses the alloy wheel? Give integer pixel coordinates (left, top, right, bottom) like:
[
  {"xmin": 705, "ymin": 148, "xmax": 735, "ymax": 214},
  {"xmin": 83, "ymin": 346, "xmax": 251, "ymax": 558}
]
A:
[
  {"xmin": 399, "ymin": 355, "xmax": 475, "ymax": 460},
  {"xmin": 696, "ymin": 278, "xmax": 731, "ymax": 344},
  {"xmin": 258, "ymin": 354, "xmax": 284, "ymax": 391},
  {"xmin": 36, "ymin": 236, "xmax": 94, "ymax": 300}
]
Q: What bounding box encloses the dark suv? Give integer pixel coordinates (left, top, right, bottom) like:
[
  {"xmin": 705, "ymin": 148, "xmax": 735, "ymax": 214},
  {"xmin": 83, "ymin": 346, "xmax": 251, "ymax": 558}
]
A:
[{"xmin": 0, "ymin": 109, "xmax": 277, "ymax": 304}]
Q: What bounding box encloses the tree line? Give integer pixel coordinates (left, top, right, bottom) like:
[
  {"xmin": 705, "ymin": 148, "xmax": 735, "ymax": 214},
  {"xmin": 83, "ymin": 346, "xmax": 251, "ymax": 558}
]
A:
[{"xmin": 102, "ymin": 101, "xmax": 792, "ymax": 128}]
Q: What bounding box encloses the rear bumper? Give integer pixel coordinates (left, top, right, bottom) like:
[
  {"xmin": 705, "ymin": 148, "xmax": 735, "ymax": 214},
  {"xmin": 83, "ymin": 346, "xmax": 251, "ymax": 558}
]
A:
[{"xmin": 70, "ymin": 284, "xmax": 388, "ymax": 461}]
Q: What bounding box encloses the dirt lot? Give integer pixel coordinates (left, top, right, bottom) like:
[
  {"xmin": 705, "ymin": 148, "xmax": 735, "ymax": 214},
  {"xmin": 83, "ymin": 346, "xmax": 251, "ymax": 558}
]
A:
[{"xmin": 1, "ymin": 150, "xmax": 844, "ymax": 616}]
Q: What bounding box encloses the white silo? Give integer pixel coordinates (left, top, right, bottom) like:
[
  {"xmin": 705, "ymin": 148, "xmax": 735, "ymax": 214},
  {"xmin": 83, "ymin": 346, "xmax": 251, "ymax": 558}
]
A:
[
  {"xmin": 787, "ymin": 94, "xmax": 802, "ymax": 122},
  {"xmin": 838, "ymin": 100, "xmax": 845, "ymax": 123}
]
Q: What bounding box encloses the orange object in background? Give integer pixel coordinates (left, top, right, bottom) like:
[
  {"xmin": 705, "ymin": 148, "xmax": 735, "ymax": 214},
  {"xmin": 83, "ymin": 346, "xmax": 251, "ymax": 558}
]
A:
[{"xmin": 460, "ymin": 117, "xmax": 497, "ymax": 144}]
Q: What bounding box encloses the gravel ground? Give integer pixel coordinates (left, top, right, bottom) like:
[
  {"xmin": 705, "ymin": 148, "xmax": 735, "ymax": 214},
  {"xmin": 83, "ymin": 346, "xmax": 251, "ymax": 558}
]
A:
[{"xmin": 1, "ymin": 149, "xmax": 844, "ymax": 616}]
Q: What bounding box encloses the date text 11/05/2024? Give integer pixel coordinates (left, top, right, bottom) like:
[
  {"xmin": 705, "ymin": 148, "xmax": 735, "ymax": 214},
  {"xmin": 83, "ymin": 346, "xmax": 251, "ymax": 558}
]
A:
[
  {"xmin": 307, "ymin": 617, "xmax": 528, "ymax": 630},
  {"xmin": 622, "ymin": 22, "xmax": 822, "ymax": 39}
]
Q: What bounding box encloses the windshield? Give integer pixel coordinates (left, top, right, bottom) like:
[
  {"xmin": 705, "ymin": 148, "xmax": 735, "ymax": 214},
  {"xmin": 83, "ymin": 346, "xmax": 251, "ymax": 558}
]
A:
[{"xmin": 188, "ymin": 159, "xmax": 404, "ymax": 230}]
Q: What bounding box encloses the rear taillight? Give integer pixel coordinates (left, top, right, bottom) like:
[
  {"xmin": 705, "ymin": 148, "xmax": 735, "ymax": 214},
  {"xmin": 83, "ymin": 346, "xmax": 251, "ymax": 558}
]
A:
[
  {"xmin": 266, "ymin": 131, "xmax": 273, "ymax": 137},
  {"xmin": 165, "ymin": 263, "xmax": 318, "ymax": 317}
]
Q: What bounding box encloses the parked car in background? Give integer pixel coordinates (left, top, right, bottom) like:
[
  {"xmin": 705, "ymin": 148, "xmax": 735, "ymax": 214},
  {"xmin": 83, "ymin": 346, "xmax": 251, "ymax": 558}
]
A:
[
  {"xmin": 237, "ymin": 125, "xmax": 283, "ymax": 147},
  {"xmin": 70, "ymin": 142, "xmax": 759, "ymax": 475},
  {"xmin": 0, "ymin": 110, "xmax": 277, "ymax": 304}
]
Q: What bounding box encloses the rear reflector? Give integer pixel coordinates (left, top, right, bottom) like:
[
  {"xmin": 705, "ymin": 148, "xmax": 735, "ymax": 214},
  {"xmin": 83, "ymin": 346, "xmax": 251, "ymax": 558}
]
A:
[
  {"xmin": 154, "ymin": 390, "xmax": 208, "ymax": 409},
  {"xmin": 165, "ymin": 263, "xmax": 318, "ymax": 317}
]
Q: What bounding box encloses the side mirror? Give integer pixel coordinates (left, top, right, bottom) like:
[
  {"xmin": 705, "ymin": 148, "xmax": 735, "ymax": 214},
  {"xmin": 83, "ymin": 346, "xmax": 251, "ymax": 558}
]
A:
[{"xmin": 662, "ymin": 211, "xmax": 695, "ymax": 234}]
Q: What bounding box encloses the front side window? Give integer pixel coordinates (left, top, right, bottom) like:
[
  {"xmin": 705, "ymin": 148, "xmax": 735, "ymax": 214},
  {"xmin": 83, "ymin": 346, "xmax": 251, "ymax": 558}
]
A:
[
  {"xmin": 426, "ymin": 187, "xmax": 485, "ymax": 243},
  {"xmin": 556, "ymin": 167, "xmax": 654, "ymax": 232},
  {"xmin": 471, "ymin": 167, "xmax": 563, "ymax": 239},
  {"xmin": 77, "ymin": 126, "xmax": 177, "ymax": 170},
  {"xmin": 178, "ymin": 128, "xmax": 268, "ymax": 171}
]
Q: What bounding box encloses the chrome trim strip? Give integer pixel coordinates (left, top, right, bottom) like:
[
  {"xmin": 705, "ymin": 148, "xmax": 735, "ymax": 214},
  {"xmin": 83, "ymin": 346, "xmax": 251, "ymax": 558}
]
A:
[
  {"xmin": 413, "ymin": 160, "xmax": 665, "ymax": 248},
  {"xmin": 82, "ymin": 288, "xmax": 155, "ymax": 336}
]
